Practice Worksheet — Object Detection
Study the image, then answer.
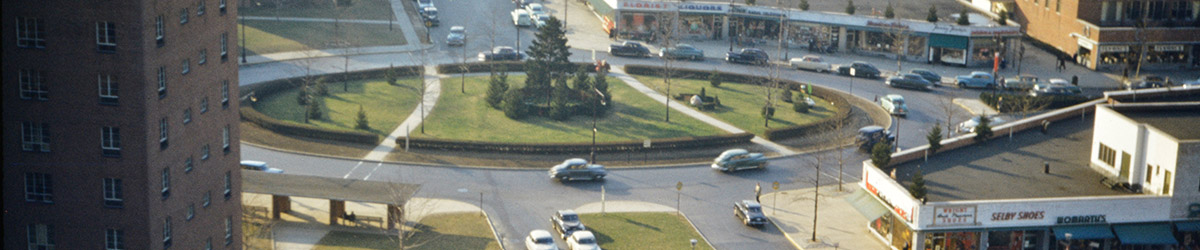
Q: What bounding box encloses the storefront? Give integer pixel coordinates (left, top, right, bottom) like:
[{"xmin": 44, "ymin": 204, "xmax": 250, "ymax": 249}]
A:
[
  {"xmin": 728, "ymin": 6, "xmax": 786, "ymax": 44},
  {"xmin": 585, "ymin": 0, "xmax": 618, "ymax": 34},
  {"xmin": 676, "ymin": 3, "xmax": 727, "ymax": 40},
  {"xmin": 783, "ymin": 21, "xmax": 840, "ymax": 52},
  {"xmin": 613, "ymin": 1, "xmax": 675, "ymax": 41}
]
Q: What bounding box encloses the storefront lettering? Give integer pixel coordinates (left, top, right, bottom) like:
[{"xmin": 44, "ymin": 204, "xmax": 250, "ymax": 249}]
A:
[
  {"xmin": 932, "ymin": 25, "xmax": 969, "ymax": 34},
  {"xmin": 1055, "ymin": 215, "xmax": 1106, "ymax": 224},
  {"xmin": 934, "ymin": 206, "xmax": 977, "ymax": 225},
  {"xmin": 867, "ymin": 21, "xmax": 909, "ymax": 30},
  {"xmin": 969, "ymin": 29, "xmax": 1020, "ymax": 36},
  {"xmin": 621, "ymin": 1, "xmax": 673, "ymax": 10},
  {"xmin": 1154, "ymin": 45, "xmax": 1184, "ymax": 52},
  {"xmin": 990, "ymin": 211, "xmax": 1045, "ymax": 221},
  {"xmin": 679, "ymin": 4, "xmax": 724, "ymax": 12},
  {"xmin": 1099, "ymin": 45, "xmax": 1129, "ymax": 53}
]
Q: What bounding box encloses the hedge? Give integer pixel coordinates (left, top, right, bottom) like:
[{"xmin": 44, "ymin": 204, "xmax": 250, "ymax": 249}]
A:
[
  {"xmin": 436, "ymin": 61, "xmax": 599, "ymax": 74},
  {"xmin": 622, "ymin": 64, "xmax": 854, "ymax": 140},
  {"xmin": 979, "ymin": 92, "xmax": 1092, "ymax": 113},
  {"xmin": 240, "ymin": 107, "xmax": 380, "ymax": 144},
  {"xmin": 396, "ymin": 133, "xmax": 755, "ymax": 154},
  {"xmin": 241, "ymin": 65, "xmax": 424, "ymax": 100}
]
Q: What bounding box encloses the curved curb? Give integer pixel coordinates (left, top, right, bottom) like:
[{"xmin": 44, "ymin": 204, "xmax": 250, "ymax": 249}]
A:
[
  {"xmin": 768, "ymin": 215, "xmax": 805, "ymax": 250},
  {"xmin": 679, "ymin": 211, "xmax": 717, "ymax": 250},
  {"xmin": 238, "ymin": 43, "xmax": 438, "ymax": 66},
  {"xmin": 482, "ymin": 210, "xmax": 506, "ymax": 250}
]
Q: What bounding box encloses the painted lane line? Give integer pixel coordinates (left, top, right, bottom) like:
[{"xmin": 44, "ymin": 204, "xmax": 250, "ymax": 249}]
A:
[
  {"xmin": 363, "ymin": 162, "xmax": 383, "ymax": 180},
  {"xmin": 343, "ymin": 161, "xmax": 364, "ymax": 179}
]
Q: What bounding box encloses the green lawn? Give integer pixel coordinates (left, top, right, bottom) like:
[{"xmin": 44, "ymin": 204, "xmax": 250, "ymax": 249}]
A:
[
  {"xmin": 632, "ymin": 75, "xmax": 837, "ymax": 135},
  {"xmin": 312, "ymin": 213, "xmax": 499, "ymax": 250},
  {"xmin": 313, "ymin": 231, "xmax": 398, "ymax": 250},
  {"xmin": 416, "ymin": 75, "xmax": 726, "ymax": 143},
  {"xmin": 240, "ymin": 0, "xmax": 395, "ymax": 20},
  {"xmin": 579, "ymin": 212, "xmax": 714, "ymax": 250},
  {"xmin": 240, "ymin": 20, "xmax": 407, "ymax": 55},
  {"xmin": 252, "ymin": 78, "xmax": 422, "ymax": 136}
]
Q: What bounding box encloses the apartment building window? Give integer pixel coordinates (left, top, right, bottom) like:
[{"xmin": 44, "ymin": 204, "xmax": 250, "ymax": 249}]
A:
[
  {"xmin": 200, "ymin": 97, "xmax": 209, "ymax": 113},
  {"xmin": 222, "ymin": 126, "xmax": 231, "ymax": 153},
  {"xmin": 1098, "ymin": 143, "xmax": 1116, "ymax": 167},
  {"xmin": 181, "ymin": 59, "xmax": 190, "ymax": 74},
  {"xmin": 219, "ymin": 0, "xmax": 227, "ymax": 14},
  {"xmin": 158, "ymin": 66, "xmax": 167, "ymax": 98},
  {"xmin": 206, "ymin": 238, "xmax": 213, "ymax": 250},
  {"xmin": 201, "ymin": 144, "xmax": 211, "ymax": 160},
  {"xmin": 180, "ymin": 8, "xmax": 189, "ymax": 24},
  {"xmin": 199, "ymin": 49, "xmax": 207, "ymax": 65},
  {"xmin": 28, "ymin": 224, "xmax": 54, "ymax": 250},
  {"xmin": 198, "ymin": 1, "xmax": 206, "ymax": 15},
  {"xmin": 104, "ymin": 178, "xmax": 123, "ymax": 207},
  {"xmin": 21, "ymin": 122, "xmax": 50, "ymax": 152},
  {"xmin": 183, "ymin": 109, "xmax": 192, "ymax": 124},
  {"xmin": 220, "ymin": 33, "xmax": 228, "ymax": 61},
  {"xmin": 25, "ymin": 173, "xmax": 53, "ymax": 203},
  {"xmin": 106, "ymin": 228, "xmax": 124, "ymax": 250},
  {"xmin": 163, "ymin": 217, "xmax": 172, "ymax": 248},
  {"xmin": 96, "ymin": 21, "xmax": 116, "ymax": 52},
  {"xmin": 224, "ymin": 217, "xmax": 233, "ymax": 245},
  {"xmin": 16, "ymin": 17, "xmax": 46, "ymax": 48},
  {"xmin": 19, "ymin": 69, "xmax": 48, "ymax": 100},
  {"xmin": 156, "ymin": 15, "xmax": 165, "ymax": 47},
  {"xmin": 102, "ymin": 127, "xmax": 121, "ymax": 157},
  {"xmin": 1164, "ymin": 170, "xmax": 1172, "ymax": 194},
  {"xmin": 1148, "ymin": 1, "xmax": 1167, "ymax": 19},
  {"xmin": 203, "ymin": 191, "xmax": 211, "ymax": 207},
  {"xmin": 224, "ymin": 171, "xmax": 232, "ymax": 200},
  {"xmin": 184, "ymin": 157, "xmax": 194, "ymax": 172},
  {"xmin": 221, "ymin": 80, "xmax": 230, "ymax": 107},
  {"xmin": 161, "ymin": 168, "xmax": 171, "ymax": 199},
  {"xmin": 1172, "ymin": 1, "xmax": 1193, "ymax": 20},
  {"xmin": 1127, "ymin": 1, "xmax": 1144, "ymax": 20},
  {"xmin": 1055, "ymin": 0, "xmax": 1061, "ymax": 12},
  {"xmin": 186, "ymin": 204, "xmax": 195, "ymax": 221},
  {"xmin": 159, "ymin": 118, "xmax": 169, "ymax": 149},
  {"xmin": 99, "ymin": 74, "xmax": 118, "ymax": 105}
]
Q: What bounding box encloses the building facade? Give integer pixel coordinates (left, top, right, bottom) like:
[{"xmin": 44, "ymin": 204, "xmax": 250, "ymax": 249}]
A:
[
  {"xmin": 1014, "ymin": 0, "xmax": 1200, "ymax": 71},
  {"xmin": 3, "ymin": 0, "xmax": 243, "ymax": 249}
]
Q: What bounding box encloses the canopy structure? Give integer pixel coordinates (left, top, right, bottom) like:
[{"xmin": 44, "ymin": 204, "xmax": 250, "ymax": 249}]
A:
[{"xmin": 242, "ymin": 171, "xmax": 420, "ymax": 229}]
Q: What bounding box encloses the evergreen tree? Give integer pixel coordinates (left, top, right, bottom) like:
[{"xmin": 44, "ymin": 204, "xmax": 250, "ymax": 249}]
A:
[
  {"xmin": 871, "ymin": 141, "xmax": 892, "ymax": 168},
  {"xmin": 957, "ymin": 10, "xmax": 970, "ymax": 25},
  {"xmin": 355, "ymin": 105, "xmax": 370, "ymax": 130},
  {"xmin": 386, "ymin": 65, "xmax": 398, "ymax": 86},
  {"xmin": 315, "ymin": 77, "xmax": 330, "ymax": 96},
  {"xmin": 307, "ymin": 99, "xmax": 323, "ymax": 120},
  {"xmin": 927, "ymin": 125, "xmax": 943, "ymax": 154},
  {"xmin": 998, "ymin": 10, "xmax": 1008, "ymax": 25},
  {"xmin": 549, "ymin": 77, "xmax": 572, "ymax": 121},
  {"xmin": 709, "ymin": 69, "xmax": 722, "ymax": 87},
  {"xmin": 573, "ymin": 65, "xmax": 592, "ymax": 91},
  {"xmin": 297, "ymin": 86, "xmax": 311, "ymax": 105},
  {"xmin": 846, "ymin": 0, "xmax": 856, "ymax": 15},
  {"xmin": 799, "ymin": 0, "xmax": 809, "ymax": 10},
  {"xmin": 927, "ymin": 6, "xmax": 939, "ymax": 22},
  {"xmin": 486, "ymin": 70, "xmax": 509, "ymax": 109},
  {"xmin": 525, "ymin": 17, "xmax": 573, "ymax": 95},
  {"xmin": 502, "ymin": 88, "xmax": 527, "ymax": 119},
  {"xmin": 907, "ymin": 170, "xmax": 927, "ymax": 199},
  {"xmin": 780, "ymin": 87, "xmax": 794, "ymax": 103},
  {"xmin": 885, "ymin": 3, "xmax": 895, "ymax": 18},
  {"xmin": 974, "ymin": 115, "xmax": 994, "ymax": 142},
  {"xmin": 593, "ymin": 72, "xmax": 610, "ymax": 103}
]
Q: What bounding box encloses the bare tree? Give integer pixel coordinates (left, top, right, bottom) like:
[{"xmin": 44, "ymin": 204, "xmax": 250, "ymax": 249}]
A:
[
  {"xmin": 1005, "ymin": 95, "xmax": 1049, "ymax": 119},
  {"xmin": 335, "ymin": 36, "xmax": 364, "ymax": 92},
  {"xmin": 882, "ymin": 23, "xmax": 914, "ymax": 74},
  {"xmin": 241, "ymin": 195, "xmax": 277, "ymax": 250},
  {"xmin": 935, "ymin": 95, "xmax": 957, "ymax": 138},
  {"xmin": 656, "ymin": 11, "xmax": 681, "ymax": 122},
  {"xmin": 824, "ymin": 113, "xmax": 856, "ymax": 191},
  {"xmin": 384, "ymin": 182, "xmax": 441, "ymax": 250}
]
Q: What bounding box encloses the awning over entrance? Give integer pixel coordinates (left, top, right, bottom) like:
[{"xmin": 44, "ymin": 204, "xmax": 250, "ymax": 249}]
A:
[
  {"xmin": 1178, "ymin": 221, "xmax": 1200, "ymax": 232},
  {"xmin": 1113, "ymin": 224, "xmax": 1178, "ymax": 245},
  {"xmin": 1053, "ymin": 225, "xmax": 1115, "ymax": 240},
  {"xmin": 845, "ymin": 187, "xmax": 890, "ymax": 220},
  {"xmin": 929, "ymin": 34, "xmax": 968, "ymax": 50},
  {"xmin": 242, "ymin": 171, "xmax": 419, "ymax": 204}
]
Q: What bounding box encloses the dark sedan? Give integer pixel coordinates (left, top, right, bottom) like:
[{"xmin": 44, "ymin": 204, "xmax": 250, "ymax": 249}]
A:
[
  {"xmin": 836, "ymin": 61, "xmax": 881, "ymax": 79},
  {"xmin": 725, "ymin": 48, "xmax": 769, "ymax": 65},
  {"xmin": 909, "ymin": 68, "xmax": 942, "ymax": 86},
  {"xmin": 478, "ymin": 46, "xmax": 523, "ymax": 61},
  {"xmin": 885, "ymin": 73, "xmax": 933, "ymax": 90},
  {"xmin": 660, "ymin": 44, "xmax": 705, "ymax": 60}
]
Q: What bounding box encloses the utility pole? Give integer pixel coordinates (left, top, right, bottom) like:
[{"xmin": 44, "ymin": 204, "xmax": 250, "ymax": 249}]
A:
[
  {"xmin": 811, "ymin": 157, "xmax": 820, "ymax": 242},
  {"xmin": 240, "ymin": 16, "xmax": 247, "ymax": 63}
]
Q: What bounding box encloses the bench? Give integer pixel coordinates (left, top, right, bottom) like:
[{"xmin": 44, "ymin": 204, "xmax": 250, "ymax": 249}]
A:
[
  {"xmin": 246, "ymin": 206, "xmax": 269, "ymax": 219},
  {"xmin": 355, "ymin": 215, "xmax": 384, "ymax": 228}
]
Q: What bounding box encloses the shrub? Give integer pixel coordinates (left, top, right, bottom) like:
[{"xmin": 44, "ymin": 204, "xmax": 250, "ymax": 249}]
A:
[
  {"xmin": 502, "ymin": 88, "xmax": 527, "ymax": 119},
  {"xmin": 927, "ymin": 6, "xmax": 939, "ymax": 22},
  {"xmin": 709, "ymin": 69, "xmax": 722, "ymax": 87},
  {"xmin": 973, "ymin": 115, "xmax": 993, "ymax": 142},
  {"xmin": 550, "ymin": 79, "xmax": 572, "ymax": 121},
  {"xmin": 315, "ymin": 77, "xmax": 330, "ymax": 96},
  {"xmin": 780, "ymin": 88, "xmax": 794, "ymax": 103},
  {"xmin": 396, "ymin": 133, "xmax": 755, "ymax": 153},
  {"xmin": 761, "ymin": 106, "xmax": 775, "ymax": 119},
  {"xmin": 846, "ymin": 0, "xmax": 856, "ymax": 15},
  {"xmin": 927, "ymin": 125, "xmax": 943, "ymax": 154},
  {"xmin": 885, "ymin": 3, "xmax": 895, "ymax": 18},
  {"xmin": 486, "ymin": 71, "xmax": 509, "ymax": 109},
  {"xmin": 998, "ymin": 10, "xmax": 1008, "ymax": 25},
  {"xmin": 871, "ymin": 141, "xmax": 892, "ymax": 168},
  {"xmin": 240, "ymin": 107, "xmax": 379, "ymax": 144},
  {"xmin": 799, "ymin": 0, "xmax": 809, "ymax": 10},
  {"xmin": 307, "ymin": 100, "xmax": 323, "ymax": 120},
  {"xmin": 908, "ymin": 170, "xmax": 927, "ymax": 199},
  {"xmin": 355, "ymin": 105, "xmax": 369, "ymax": 130},
  {"xmin": 957, "ymin": 10, "xmax": 970, "ymax": 25},
  {"xmin": 793, "ymin": 97, "xmax": 810, "ymax": 113},
  {"xmin": 386, "ymin": 66, "xmax": 398, "ymax": 86}
]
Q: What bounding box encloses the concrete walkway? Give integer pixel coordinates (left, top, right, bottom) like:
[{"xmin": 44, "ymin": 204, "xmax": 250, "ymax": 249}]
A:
[
  {"xmin": 237, "ymin": 0, "xmax": 427, "ymax": 65},
  {"xmin": 760, "ymin": 185, "xmax": 889, "ymax": 250},
  {"xmin": 363, "ymin": 65, "xmax": 442, "ymax": 161},
  {"xmin": 609, "ymin": 67, "xmax": 798, "ymax": 155},
  {"xmin": 574, "ymin": 200, "xmax": 677, "ymax": 213},
  {"xmin": 954, "ymin": 98, "xmax": 1000, "ymax": 116}
]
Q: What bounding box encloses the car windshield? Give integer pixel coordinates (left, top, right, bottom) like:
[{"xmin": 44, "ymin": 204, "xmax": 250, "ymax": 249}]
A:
[
  {"xmin": 425, "ymin": 10, "xmax": 437, "ymax": 15},
  {"xmin": 562, "ymin": 214, "xmax": 578, "ymax": 222},
  {"xmin": 577, "ymin": 237, "xmax": 595, "ymax": 244},
  {"xmin": 450, "ymin": 29, "xmax": 464, "ymax": 35},
  {"xmin": 538, "ymin": 15, "xmax": 550, "ymax": 21},
  {"xmin": 893, "ymin": 99, "xmax": 905, "ymax": 105},
  {"xmin": 747, "ymin": 206, "xmax": 762, "ymax": 213},
  {"xmin": 535, "ymin": 236, "xmax": 553, "ymax": 244},
  {"xmin": 419, "ymin": 0, "xmax": 431, "ymax": 4}
]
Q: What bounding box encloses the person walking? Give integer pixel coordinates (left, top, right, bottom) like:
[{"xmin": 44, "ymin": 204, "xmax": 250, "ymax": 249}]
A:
[
  {"xmin": 754, "ymin": 183, "xmax": 762, "ymax": 202},
  {"xmin": 1057, "ymin": 57, "xmax": 1065, "ymax": 72}
]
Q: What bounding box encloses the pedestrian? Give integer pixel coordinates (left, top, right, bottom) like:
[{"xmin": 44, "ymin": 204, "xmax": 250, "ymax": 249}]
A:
[
  {"xmin": 1057, "ymin": 57, "xmax": 1065, "ymax": 72},
  {"xmin": 754, "ymin": 183, "xmax": 762, "ymax": 203}
]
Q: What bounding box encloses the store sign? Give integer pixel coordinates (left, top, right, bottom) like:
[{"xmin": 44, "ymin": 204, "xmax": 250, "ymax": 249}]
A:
[
  {"xmin": 934, "ymin": 206, "xmax": 977, "ymax": 226},
  {"xmin": 1056, "ymin": 214, "xmax": 1106, "ymax": 224},
  {"xmin": 620, "ymin": 1, "xmax": 675, "ymax": 11},
  {"xmin": 730, "ymin": 6, "xmax": 785, "ymax": 17},
  {"xmin": 990, "ymin": 211, "xmax": 1045, "ymax": 222},
  {"xmin": 970, "ymin": 29, "xmax": 1020, "ymax": 36},
  {"xmin": 867, "ymin": 21, "xmax": 909, "ymax": 30},
  {"xmin": 1154, "ymin": 45, "xmax": 1184, "ymax": 52},
  {"xmin": 679, "ymin": 3, "xmax": 726, "ymax": 13},
  {"xmin": 931, "ymin": 25, "xmax": 970, "ymax": 35},
  {"xmin": 863, "ymin": 167, "xmax": 917, "ymax": 222},
  {"xmin": 1077, "ymin": 40, "xmax": 1094, "ymax": 50},
  {"xmin": 1099, "ymin": 46, "xmax": 1129, "ymax": 53}
]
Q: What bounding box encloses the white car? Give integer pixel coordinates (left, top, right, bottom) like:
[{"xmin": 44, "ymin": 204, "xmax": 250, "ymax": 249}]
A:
[
  {"xmin": 567, "ymin": 231, "xmax": 601, "ymax": 250},
  {"xmin": 525, "ymin": 230, "xmax": 559, "ymax": 250},
  {"xmin": 789, "ymin": 55, "xmax": 831, "ymax": 72},
  {"xmin": 525, "ymin": 3, "xmax": 546, "ymax": 16},
  {"xmin": 417, "ymin": 0, "xmax": 434, "ymax": 10},
  {"xmin": 512, "ymin": 9, "xmax": 533, "ymax": 27},
  {"xmin": 534, "ymin": 13, "xmax": 551, "ymax": 28},
  {"xmin": 879, "ymin": 94, "xmax": 908, "ymax": 117},
  {"xmin": 240, "ymin": 160, "xmax": 284, "ymax": 173},
  {"xmin": 958, "ymin": 116, "xmax": 1005, "ymax": 133},
  {"xmin": 446, "ymin": 26, "xmax": 465, "ymax": 46}
]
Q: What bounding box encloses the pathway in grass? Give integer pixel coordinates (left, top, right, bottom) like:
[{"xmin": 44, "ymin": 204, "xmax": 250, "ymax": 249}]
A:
[
  {"xmin": 631, "ymin": 75, "xmax": 837, "ymax": 135},
  {"xmin": 416, "ymin": 75, "xmax": 725, "ymax": 143},
  {"xmin": 240, "ymin": 20, "xmax": 408, "ymax": 56},
  {"xmin": 579, "ymin": 212, "xmax": 714, "ymax": 250},
  {"xmin": 239, "ymin": 0, "xmax": 396, "ymax": 21},
  {"xmin": 252, "ymin": 78, "xmax": 422, "ymax": 136},
  {"xmin": 310, "ymin": 212, "xmax": 500, "ymax": 250}
]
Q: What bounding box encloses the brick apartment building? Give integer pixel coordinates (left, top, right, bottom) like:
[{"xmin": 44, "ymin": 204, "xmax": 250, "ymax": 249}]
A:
[
  {"xmin": 3, "ymin": 0, "xmax": 243, "ymax": 249},
  {"xmin": 1013, "ymin": 0, "xmax": 1200, "ymax": 72}
]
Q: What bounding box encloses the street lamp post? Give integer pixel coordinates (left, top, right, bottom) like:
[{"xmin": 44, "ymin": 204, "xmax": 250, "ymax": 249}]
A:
[
  {"xmin": 240, "ymin": 16, "xmax": 247, "ymax": 63},
  {"xmin": 591, "ymin": 88, "xmax": 607, "ymax": 164}
]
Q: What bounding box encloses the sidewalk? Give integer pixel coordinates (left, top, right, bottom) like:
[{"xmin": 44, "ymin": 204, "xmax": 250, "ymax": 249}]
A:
[
  {"xmin": 363, "ymin": 65, "xmax": 442, "ymax": 161},
  {"xmin": 236, "ymin": 0, "xmax": 429, "ymax": 65},
  {"xmin": 760, "ymin": 185, "xmax": 889, "ymax": 250}
]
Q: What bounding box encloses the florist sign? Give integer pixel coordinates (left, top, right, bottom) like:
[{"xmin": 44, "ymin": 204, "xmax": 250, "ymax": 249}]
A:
[
  {"xmin": 621, "ymin": 1, "xmax": 675, "ymax": 11},
  {"xmin": 933, "ymin": 206, "xmax": 978, "ymax": 226}
]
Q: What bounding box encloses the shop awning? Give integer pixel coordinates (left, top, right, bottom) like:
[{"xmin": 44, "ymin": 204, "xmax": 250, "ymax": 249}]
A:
[
  {"xmin": 1113, "ymin": 224, "xmax": 1178, "ymax": 245},
  {"xmin": 929, "ymin": 34, "xmax": 968, "ymax": 50},
  {"xmin": 1053, "ymin": 225, "xmax": 1115, "ymax": 240},
  {"xmin": 1177, "ymin": 221, "xmax": 1200, "ymax": 232},
  {"xmin": 844, "ymin": 187, "xmax": 890, "ymax": 220}
]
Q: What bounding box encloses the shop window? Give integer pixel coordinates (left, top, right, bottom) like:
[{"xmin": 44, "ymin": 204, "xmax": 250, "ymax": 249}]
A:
[
  {"xmin": 988, "ymin": 230, "xmax": 1044, "ymax": 250},
  {"xmin": 1097, "ymin": 143, "xmax": 1116, "ymax": 167},
  {"xmin": 923, "ymin": 232, "xmax": 980, "ymax": 250}
]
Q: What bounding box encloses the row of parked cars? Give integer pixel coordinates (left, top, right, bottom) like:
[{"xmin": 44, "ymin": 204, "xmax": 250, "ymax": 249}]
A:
[
  {"xmin": 524, "ymin": 209, "xmax": 599, "ymax": 250},
  {"xmin": 547, "ymin": 148, "xmax": 769, "ymax": 183}
]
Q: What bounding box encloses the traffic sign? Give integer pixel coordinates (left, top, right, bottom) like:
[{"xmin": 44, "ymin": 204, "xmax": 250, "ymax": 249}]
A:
[{"xmin": 676, "ymin": 181, "xmax": 683, "ymax": 191}]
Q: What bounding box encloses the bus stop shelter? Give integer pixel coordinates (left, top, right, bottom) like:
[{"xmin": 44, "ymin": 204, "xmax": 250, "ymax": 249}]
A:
[{"xmin": 241, "ymin": 171, "xmax": 420, "ymax": 229}]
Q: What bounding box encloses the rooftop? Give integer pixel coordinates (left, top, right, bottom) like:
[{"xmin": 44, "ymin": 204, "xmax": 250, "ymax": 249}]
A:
[
  {"xmin": 1113, "ymin": 104, "xmax": 1200, "ymax": 140},
  {"xmin": 893, "ymin": 116, "xmax": 1133, "ymax": 202}
]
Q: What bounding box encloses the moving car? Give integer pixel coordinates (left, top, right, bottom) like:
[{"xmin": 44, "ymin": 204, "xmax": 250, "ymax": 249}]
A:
[
  {"xmin": 660, "ymin": 44, "xmax": 705, "ymax": 60},
  {"xmin": 512, "ymin": 9, "xmax": 533, "ymax": 27},
  {"xmin": 734, "ymin": 200, "xmax": 768, "ymax": 227},
  {"xmin": 855, "ymin": 125, "xmax": 894, "ymax": 151},
  {"xmin": 1028, "ymin": 83, "xmax": 1082, "ymax": 97},
  {"xmin": 550, "ymin": 210, "xmax": 586, "ymax": 239},
  {"xmin": 879, "ymin": 94, "xmax": 908, "ymax": 117},
  {"xmin": 836, "ymin": 61, "xmax": 881, "ymax": 79},
  {"xmin": 525, "ymin": 3, "xmax": 546, "ymax": 16},
  {"xmin": 548, "ymin": 158, "xmax": 607, "ymax": 181},
  {"xmin": 478, "ymin": 46, "xmax": 524, "ymax": 61},
  {"xmin": 1003, "ymin": 74, "xmax": 1039, "ymax": 91},
  {"xmin": 609, "ymin": 41, "xmax": 651, "ymax": 57},
  {"xmin": 418, "ymin": 0, "xmax": 434, "ymax": 10},
  {"xmin": 240, "ymin": 160, "xmax": 284, "ymax": 173},
  {"xmin": 711, "ymin": 149, "xmax": 767, "ymax": 172},
  {"xmin": 909, "ymin": 68, "xmax": 942, "ymax": 86},
  {"xmin": 958, "ymin": 116, "xmax": 1005, "ymax": 133},
  {"xmin": 885, "ymin": 73, "xmax": 933, "ymax": 91},
  {"xmin": 1126, "ymin": 75, "xmax": 1170, "ymax": 89},
  {"xmin": 525, "ymin": 230, "xmax": 560, "ymax": 250},
  {"xmin": 789, "ymin": 55, "xmax": 831, "ymax": 72},
  {"xmin": 446, "ymin": 26, "xmax": 465, "ymax": 46},
  {"xmin": 566, "ymin": 231, "xmax": 601, "ymax": 250},
  {"xmin": 725, "ymin": 48, "xmax": 769, "ymax": 65},
  {"xmin": 955, "ymin": 71, "xmax": 996, "ymax": 89},
  {"xmin": 420, "ymin": 7, "xmax": 439, "ymax": 27}
]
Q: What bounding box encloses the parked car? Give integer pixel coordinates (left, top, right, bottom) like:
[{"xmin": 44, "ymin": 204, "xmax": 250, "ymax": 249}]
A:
[
  {"xmin": 548, "ymin": 158, "xmax": 607, "ymax": 181},
  {"xmin": 879, "ymin": 94, "xmax": 908, "ymax": 117},
  {"xmin": 417, "ymin": 0, "xmax": 434, "ymax": 10},
  {"xmin": 478, "ymin": 46, "xmax": 524, "ymax": 61},
  {"xmin": 446, "ymin": 26, "xmax": 465, "ymax": 46},
  {"xmin": 1126, "ymin": 75, "xmax": 1170, "ymax": 89},
  {"xmin": 789, "ymin": 55, "xmax": 831, "ymax": 72},
  {"xmin": 855, "ymin": 125, "xmax": 894, "ymax": 151},
  {"xmin": 1181, "ymin": 77, "xmax": 1200, "ymax": 87},
  {"xmin": 566, "ymin": 231, "xmax": 601, "ymax": 250},
  {"xmin": 1003, "ymin": 74, "xmax": 1039, "ymax": 91},
  {"xmin": 1029, "ymin": 83, "xmax": 1082, "ymax": 97},
  {"xmin": 660, "ymin": 44, "xmax": 705, "ymax": 60},
  {"xmin": 885, "ymin": 73, "xmax": 933, "ymax": 91},
  {"xmin": 1047, "ymin": 78, "xmax": 1070, "ymax": 85},
  {"xmin": 512, "ymin": 9, "xmax": 533, "ymax": 27},
  {"xmin": 711, "ymin": 149, "xmax": 767, "ymax": 172},
  {"xmin": 534, "ymin": 13, "xmax": 551, "ymax": 28},
  {"xmin": 958, "ymin": 116, "xmax": 1005, "ymax": 133},
  {"xmin": 609, "ymin": 41, "xmax": 650, "ymax": 57},
  {"xmin": 240, "ymin": 160, "xmax": 284, "ymax": 173},
  {"xmin": 525, "ymin": 3, "xmax": 546, "ymax": 16},
  {"xmin": 835, "ymin": 61, "xmax": 881, "ymax": 79},
  {"xmin": 550, "ymin": 210, "xmax": 586, "ymax": 239},
  {"xmin": 525, "ymin": 230, "xmax": 560, "ymax": 250},
  {"xmin": 513, "ymin": 0, "xmax": 533, "ymax": 7},
  {"xmin": 955, "ymin": 71, "xmax": 996, "ymax": 89},
  {"xmin": 420, "ymin": 6, "xmax": 439, "ymax": 27},
  {"xmin": 725, "ymin": 48, "xmax": 769, "ymax": 65},
  {"xmin": 734, "ymin": 200, "xmax": 768, "ymax": 227},
  {"xmin": 909, "ymin": 68, "xmax": 942, "ymax": 86}
]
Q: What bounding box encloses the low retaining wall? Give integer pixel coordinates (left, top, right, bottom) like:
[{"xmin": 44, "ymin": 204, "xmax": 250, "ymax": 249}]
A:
[
  {"xmin": 396, "ymin": 133, "xmax": 756, "ymax": 154},
  {"xmin": 436, "ymin": 62, "xmax": 600, "ymax": 74}
]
